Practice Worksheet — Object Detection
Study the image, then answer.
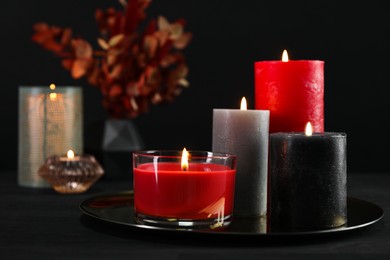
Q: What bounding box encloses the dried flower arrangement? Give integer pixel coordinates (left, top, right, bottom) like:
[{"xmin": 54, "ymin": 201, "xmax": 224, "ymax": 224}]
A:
[{"xmin": 32, "ymin": 0, "xmax": 192, "ymax": 118}]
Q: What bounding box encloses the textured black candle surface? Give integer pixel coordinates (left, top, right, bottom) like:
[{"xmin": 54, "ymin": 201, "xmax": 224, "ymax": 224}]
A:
[{"xmin": 270, "ymin": 132, "xmax": 347, "ymax": 231}]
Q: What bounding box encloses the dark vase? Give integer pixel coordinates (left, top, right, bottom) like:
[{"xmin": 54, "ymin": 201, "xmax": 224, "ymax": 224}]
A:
[{"xmin": 102, "ymin": 119, "xmax": 144, "ymax": 179}]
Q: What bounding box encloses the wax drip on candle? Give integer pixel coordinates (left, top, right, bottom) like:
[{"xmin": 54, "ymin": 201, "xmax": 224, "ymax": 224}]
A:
[
  {"xmin": 181, "ymin": 148, "xmax": 189, "ymax": 171},
  {"xmin": 282, "ymin": 50, "xmax": 289, "ymax": 62},
  {"xmin": 305, "ymin": 122, "xmax": 313, "ymax": 136},
  {"xmin": 240, "ymin": 97, "xmax": 247, "ymax": 110}
]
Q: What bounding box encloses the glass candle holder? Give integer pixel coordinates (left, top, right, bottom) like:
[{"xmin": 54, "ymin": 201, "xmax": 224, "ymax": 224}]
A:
[
  {"xmin": 133, "ymin": 150, "xmax": 237, "ymax": 229},
  {"xmin": 38, "ymin": 153, "xmax": 104, "ymax": 194}
]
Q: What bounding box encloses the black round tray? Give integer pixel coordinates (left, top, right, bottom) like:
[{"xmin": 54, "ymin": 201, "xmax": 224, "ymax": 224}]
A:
[{"xmin": 79, "ymin": 191, "xmax": 384, "ymax": 238}]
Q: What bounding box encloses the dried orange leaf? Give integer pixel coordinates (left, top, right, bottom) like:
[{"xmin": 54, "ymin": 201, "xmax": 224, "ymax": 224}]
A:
[
  {"xmin": 87, "ymin": 65, "xmax": 100, "ymax": 86},
  {"xmin": 71, "ymin": 59, "xmax": 90, "ymax": 78},
  {"xmin": 109, "ymin": 34, "xmax": 124, "ymax": 47},
  {"xmin": 61, "ymin": 28, "xmax": 72, "ymax": 45},
  {"xmin": 107, "ymin": 53, "xmax": 116, "ymax": 66},
  {"xmin": 109, "ymin": 85, "xmax": 122, "ymax": 97},
  {"xmin": 130, "ymin": 97, "xmax": 139, "ymax": 111},
  {"xmin": 177, "ymin": 78, "xmax": 189, "ymax": 87},
  {"xmin": 158, "ymin": 16, "xmax": 170, "ymax": 31},
  {"xmin": 72, "ymin": 39, "xmax": 93, "ymax": 58},
  {"xmin": 174, "ymin": 32, "xmax": 192, "ymax": 49},
  {"xmin": 97, "ymin": 38, "xmax": 109, "ymax": 50},
  {"xmin": 143, "ymin": 35, "xmax": 158, "ymax": 57},
  {"xmin": 169, "ymin": 23, "xmax": 183, "ymax": 40},
  {"xmin": 155, "ymin": 30, "xmax": 169, "ymax": 46},
  {"xmin": 62, "ymin": 59, "xmax": 73, "ymax": 70},
  {"xmin": 109, "ymin": 64, "xmax": 123, "ymax": 79}
]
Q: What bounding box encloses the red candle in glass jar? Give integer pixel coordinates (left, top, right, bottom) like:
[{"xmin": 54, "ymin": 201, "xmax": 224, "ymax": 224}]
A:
[
  {"xmin": 134, "ymin": 163, "xmax": 235, "ymax": 219},
  {"xmin": 255, "ymin": 50, "xmax": 324, "ymax": 133},
  {"xmin": 133, "ymin": 149, "xmax": 237, "ymax": 228}
]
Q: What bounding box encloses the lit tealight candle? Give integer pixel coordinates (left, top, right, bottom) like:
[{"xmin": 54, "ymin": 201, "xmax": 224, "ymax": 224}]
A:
[
  {"xmin": 270, "ymin": 123, "xmax": 347, "ymax": 230},
  {"xmin": 59, "ymin": 149, "xmax": 80, "ymax": 162},
  {"xmin": 212, "ymin": 97, "xmax": 270, "ymax": 218},
  {"xmin": 38, "ymin": 150, "xmax": 104, "ymax": 194}
]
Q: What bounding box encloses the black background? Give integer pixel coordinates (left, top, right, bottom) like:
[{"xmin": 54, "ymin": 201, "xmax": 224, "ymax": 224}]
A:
[{"xmin": 1, "ymin": 0, "xmax": 389, "ymax": 172}]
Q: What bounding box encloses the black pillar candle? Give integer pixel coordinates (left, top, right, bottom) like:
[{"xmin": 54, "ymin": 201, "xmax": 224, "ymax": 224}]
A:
[{"xmin": 270, "ymin": 130, "xmax": 347, "ymax": 231}]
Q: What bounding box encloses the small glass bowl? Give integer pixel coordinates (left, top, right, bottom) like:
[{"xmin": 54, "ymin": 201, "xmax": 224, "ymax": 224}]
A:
[{"xmin": 38, "ymin": 154, "xmax": 104, "ymax": 194}]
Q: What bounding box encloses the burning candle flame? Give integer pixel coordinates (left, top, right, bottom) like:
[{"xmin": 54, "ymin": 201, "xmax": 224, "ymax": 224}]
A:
[
  {"xmin": 181, "ymin": 148, "xmax": 189, "ymax": 171},
  {"xmin": 305, "ymin": 122, "xmax": 313, "ymax": 136},
  {"xmin": 49, "ymin": 93, "xmax": 57, "ymax": 101},
  {"xmin": 49, "ymin": 83, "xmax": 57, "ymax": 101},
  {"xmin": 67, "ymin": 149, "xmax": 75, "ymax": 159},
  {"xmin": 240, "ymin": 97, "xmax": 247, "ymax": 110},
  {"xmin": 282, "ymin": 50, "xmax": 289, "ymax": 62}
]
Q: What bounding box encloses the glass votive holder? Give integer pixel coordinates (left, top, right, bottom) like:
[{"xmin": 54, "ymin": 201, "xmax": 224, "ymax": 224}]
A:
[
  {"xmin": 38, "ymin": 151, "xmax": 104, "ymax": 194},
  {"xmin": 133, "ymin": 150, "xmax": 237, "ymax": 229}
]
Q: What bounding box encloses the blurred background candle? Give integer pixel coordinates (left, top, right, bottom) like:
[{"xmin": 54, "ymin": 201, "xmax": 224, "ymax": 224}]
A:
[
  {"xmin": 255, "ymin": 50, "xmax": 324, "ymax": 133},
  {"xmin": 38, "ymin": 149, "xmax": 104, "ymax": 194},
  {"xmin": 18, "ymin": 85, "xmax": 83, "ymax": 187},
  {"xmin": 270, "ymin": 123, "xmax": 347, "ymax": 230},
  {"xmin": 133, "ymin": 150, "xmax": 237, "ymax": 229},
  {"xmin": 212, "ymin": 97, "xmax": 269, "ymax": 218}
]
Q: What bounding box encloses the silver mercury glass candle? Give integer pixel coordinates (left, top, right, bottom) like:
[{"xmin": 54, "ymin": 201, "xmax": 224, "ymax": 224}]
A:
[{"xmin": 18, "ymin": 85, "xmax": 83, "ymax": 188}]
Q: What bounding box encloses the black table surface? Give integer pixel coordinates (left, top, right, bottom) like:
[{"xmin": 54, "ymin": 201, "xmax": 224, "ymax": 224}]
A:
[{"xmin": 1, "ymin": 170, "xmax": 389, "ymax": 259}]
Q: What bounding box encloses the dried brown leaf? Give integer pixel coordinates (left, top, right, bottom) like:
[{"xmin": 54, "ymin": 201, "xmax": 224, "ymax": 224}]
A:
[
  {"xmin": 60, "ymin": 28, "xmax": 72, "ymax": 45},
  {"xmin": 109, "ymin": 64, "xmax": 123, "ymax": 79},
  {"xmin": 107, "ymin": 52, "xmax": 116, "ymax": 66},
  {"xmin": 109, "ymin": 34, "xmax": 124, "ymax": 46},
  {"xmin": 109, "ymin": 85, "xmax": 123, "ymax": 97},
  {"xmin": 174, "ymin": 32, "xmax": 192, "ymax": 49},
  {"xmin": 169, "ymin": 23, "xmax": 183, "ymax": 40},
  {"xmin": 97, "ymin": 38, "xmax": 109, "ymax": 50},
  {"xmin": 87, "ymin": 64, "xmax": 100, "ymax": 86},
  {"xmin": 126, "ymin": 82, "xmax": 140, "ymax": 96},
  {"xmin": 155, "ymin": 30, "xmax": 169, "ymax": 46},
  {"xmin": 143, "ymin": 35, "xmax": 158, "ymax": 58},
  {"xmin": 44, "ymin": 41, "xmax": 63, "ymax": 53},
  {"xmin": 71, "ymin": 59, "xmax": 91, "ymax": 78},
  {"xmin": 157, "ymin": 16, "xmax": 170, "ymax": 31},
  {"xmin": 160, "ymin": 54, "xmax": 182, "ymax": 67},
  {"xmin": 33, "ymin": 22, "xmax": 49, "ymax": 32},
  {"xmin": 177, "ymin": 78, "xmax": 189, "ymax": 87},
  {"xmin": 62, "ymin": 59, "xmax": 73, "ymax": 70},
  {"xmin": 72, "ymin": 39, "xmax": 93, "ymax": 58},
  {"xmin": 130, "ymin": 97, "xmax": 139, "ymax": 111}
]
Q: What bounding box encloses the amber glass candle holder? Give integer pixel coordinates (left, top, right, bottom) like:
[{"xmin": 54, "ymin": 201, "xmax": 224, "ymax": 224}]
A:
[{"xmin": 38, "ymin": 153, "xmax": 104, "ymax": 194}]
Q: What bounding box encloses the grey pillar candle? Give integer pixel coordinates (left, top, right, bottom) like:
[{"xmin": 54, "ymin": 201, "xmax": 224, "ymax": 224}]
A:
[
  {"xmin": 270, "ymin": 130, "xmax": 347, "ymax": 230},
  {"xmin": 212, "ymin": 101, "xmax": 269, "ymax": 218}
]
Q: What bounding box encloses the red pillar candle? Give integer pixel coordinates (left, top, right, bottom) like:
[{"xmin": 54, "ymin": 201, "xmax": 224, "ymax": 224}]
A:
[
  {"xmin": 255, "ymin": 50, "xmax": 324, "ymax": 133},
  {"xmin": 133, "ymin": 150, "xmax": 237, "ymax": 229}
]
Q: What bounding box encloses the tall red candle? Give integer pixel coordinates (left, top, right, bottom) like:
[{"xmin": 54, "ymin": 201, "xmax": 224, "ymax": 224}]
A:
[{"xmin": 254, "ymin": 51, "xmax": 324, "ymax": 133}]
